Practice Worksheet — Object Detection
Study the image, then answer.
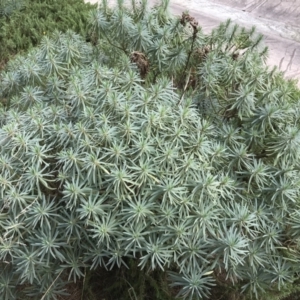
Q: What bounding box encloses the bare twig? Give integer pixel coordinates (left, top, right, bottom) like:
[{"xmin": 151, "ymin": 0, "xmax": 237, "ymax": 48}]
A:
[
  {"xmin": 41, "ymin": 270, "xmax": 63, "ymax": 300},
  {"xmin": 178, "ymin": 69, "xmax": 191, "ymax": 106},
  {"xmin": 81, "ymin": 267, "xmax": 87, "ymax": 300}
]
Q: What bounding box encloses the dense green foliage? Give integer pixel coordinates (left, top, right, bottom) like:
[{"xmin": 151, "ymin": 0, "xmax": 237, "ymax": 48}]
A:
[
  {"xmin": 1, "ymin": 0, "xmax": 300, "ymax": 299},
  {"xmin": 0, "ymin": 0, "xmax": 95, "ymax": 68}
]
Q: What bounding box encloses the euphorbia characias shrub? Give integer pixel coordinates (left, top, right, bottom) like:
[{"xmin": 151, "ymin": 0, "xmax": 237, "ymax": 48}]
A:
[{"xmin": 1, "ymin": 0, "xmax": 300, "ymax": 299}]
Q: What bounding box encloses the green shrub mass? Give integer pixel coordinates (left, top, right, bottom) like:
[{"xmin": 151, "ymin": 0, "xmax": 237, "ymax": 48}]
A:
[
  {"xmin": 1, "ymin": 0, "xmax": 300, "ymax": 299},
  {"xmin": 0, "ymin": 0, "xmax": 96, "ymax": 68}
]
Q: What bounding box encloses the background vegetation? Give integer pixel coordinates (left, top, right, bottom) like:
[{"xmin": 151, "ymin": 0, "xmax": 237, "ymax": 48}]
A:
[
  {"xmin": 0, "ymin": 0, "xmax": 300, "ymax": 299},
  {"xmin": 0, "ymin": 0, "xmax": 96, "ymax": 69}
]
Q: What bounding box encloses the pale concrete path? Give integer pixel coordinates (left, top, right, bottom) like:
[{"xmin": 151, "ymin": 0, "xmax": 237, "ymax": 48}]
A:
[{"xmin": 86, "ymin": 0, "xmax": 300, "ymax": 85}]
